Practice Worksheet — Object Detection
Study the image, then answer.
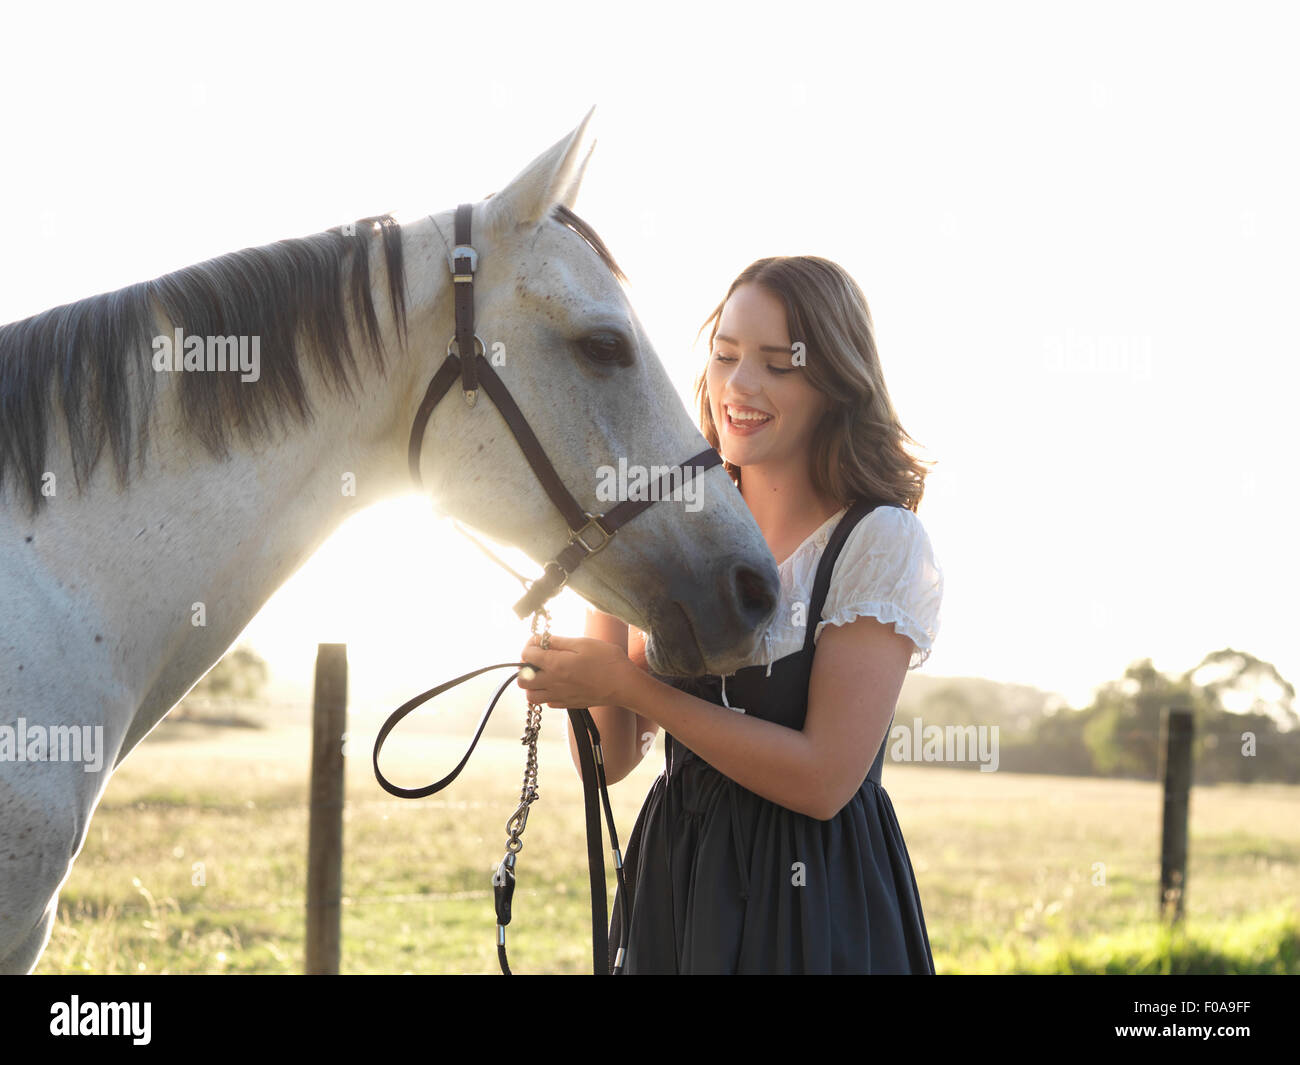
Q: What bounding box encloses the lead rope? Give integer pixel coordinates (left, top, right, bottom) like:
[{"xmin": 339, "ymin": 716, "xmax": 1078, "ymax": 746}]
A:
[
  {"xmin": 441, "ymin": 517, "xmax": 630, "ymax": 974},
  {"xmin": 442, "ymin": 510, "xmax": 557, "ymax": 963},
  {"xmin": 491, "ymin": 606, "xmax": 630, "ymax": 975},
  {"xmin": 373, "ymin": 553, "xmax": 630, "ymax": 974},
  {"xmin": 493, "ymin": 609, "xmax": 549, "ymax": 975}
]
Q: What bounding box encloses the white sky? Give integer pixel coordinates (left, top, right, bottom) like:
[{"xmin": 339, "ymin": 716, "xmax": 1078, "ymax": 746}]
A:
[{"xmin": 2, "ymin": 1, "xmax": 1296, "ymax": 716}]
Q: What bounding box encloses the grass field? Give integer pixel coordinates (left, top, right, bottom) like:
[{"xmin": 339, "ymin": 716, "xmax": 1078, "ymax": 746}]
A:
[{"xmin": 33, "ymin": 720, "xmax": 1299, "ymax": 975}]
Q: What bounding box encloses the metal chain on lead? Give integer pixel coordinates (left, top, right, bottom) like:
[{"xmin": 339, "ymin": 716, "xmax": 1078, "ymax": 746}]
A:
[
  {"xmin": 505, "ymin": 607, "xmax": 549, "ymax": 853},
  {"xmin": 494, "ymin": 606, "xmax": 551, "ymax": 971}
]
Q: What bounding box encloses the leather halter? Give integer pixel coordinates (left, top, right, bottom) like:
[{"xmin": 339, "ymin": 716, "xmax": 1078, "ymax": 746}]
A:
[
  {"xmin": 407, "ymin": 202, "xmax": 724, "ymax": 619},
  {"xmin": 379, "ymin": 203, "xmax": 724, "ymax": 975}
]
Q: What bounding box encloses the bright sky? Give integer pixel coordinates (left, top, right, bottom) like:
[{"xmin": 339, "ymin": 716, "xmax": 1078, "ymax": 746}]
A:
[{"xmin": 3, "ymin": 1, "xmax": 1296, "ymax": 717}]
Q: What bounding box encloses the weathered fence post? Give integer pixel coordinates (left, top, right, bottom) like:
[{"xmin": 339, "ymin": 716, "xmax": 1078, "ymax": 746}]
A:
[
  {"xmin": 1157, "ymin": 706, "xmax": 1194, "ymax": 924},
  {"xmin": 306, "ymin": 642, "xmax": 347, "ymax": 974}
]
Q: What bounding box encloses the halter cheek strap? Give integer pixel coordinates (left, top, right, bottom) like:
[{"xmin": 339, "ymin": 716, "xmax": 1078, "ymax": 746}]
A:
[
  {"xmin": 407, "ymin": 206, "xmax": 722, "ymax": 619},
  {"xmin": 452, "ymin": 202, "xmax": 480, "ymax": 404}
]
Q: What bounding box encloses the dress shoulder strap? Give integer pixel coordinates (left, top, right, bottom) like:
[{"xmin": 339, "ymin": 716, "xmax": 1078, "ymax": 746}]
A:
[{"xmin": 800, "ymin": 498, "xmax": 904, "ymax": 656}]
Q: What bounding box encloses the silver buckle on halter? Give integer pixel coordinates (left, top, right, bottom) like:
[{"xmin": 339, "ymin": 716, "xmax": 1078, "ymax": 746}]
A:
[
  {"xmin": 451, "ymin": 244, "xmax": 477, "ymax": 282},
  {"xmin": 570, "ymin": 514, "xmax": 611, "ymax": 556}
]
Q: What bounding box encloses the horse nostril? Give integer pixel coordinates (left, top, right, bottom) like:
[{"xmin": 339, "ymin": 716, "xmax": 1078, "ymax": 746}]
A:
[{"xmin": 732, "ymin": 564, "xmax": 778, "ymax": 625}]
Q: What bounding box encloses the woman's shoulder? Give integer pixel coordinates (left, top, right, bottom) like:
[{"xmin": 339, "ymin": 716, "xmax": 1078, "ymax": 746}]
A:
[
  {"xmin": 816, "ymin": 501, "xmax": 944, "ymax": 668},
  {"xmin": 830, "ymin": 502, "xmax": 941, "ymax": 588},
  {"xmin": 846, "ymin": 499, "xmax": 930, "ymax": 545},
  {"xmin": 780, "ymin": 501, "xmax": 930, "ymax": 589}
]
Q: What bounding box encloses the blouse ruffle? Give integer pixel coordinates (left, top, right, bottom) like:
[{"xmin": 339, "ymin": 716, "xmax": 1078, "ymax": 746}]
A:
[{"xmin": 748, "ymin": 504, "xmax": 944, "ymax": 675}]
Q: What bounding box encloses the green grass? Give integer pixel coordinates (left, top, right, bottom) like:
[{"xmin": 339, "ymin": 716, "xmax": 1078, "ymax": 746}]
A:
[{"xmin": 33, "ymin": 722, "xmax": 1300, "ymax": 974}]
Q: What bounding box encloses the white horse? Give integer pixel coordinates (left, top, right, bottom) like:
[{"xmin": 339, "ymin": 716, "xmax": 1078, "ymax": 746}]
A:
[{"xmin": 0, "ymin": 111, "xmax": 780, "ymax": 973}]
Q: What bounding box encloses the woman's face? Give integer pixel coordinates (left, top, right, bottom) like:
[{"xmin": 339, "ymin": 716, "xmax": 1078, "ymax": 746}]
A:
[{"xmin": 706, "ymin": 282, "xmax": 828, "ymax": 474}]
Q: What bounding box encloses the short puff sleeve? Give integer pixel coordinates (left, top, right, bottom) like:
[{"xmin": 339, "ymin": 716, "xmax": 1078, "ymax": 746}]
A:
[{"xmin": 813, "ymin": 506, "xmax": 943, "ymax": 669}]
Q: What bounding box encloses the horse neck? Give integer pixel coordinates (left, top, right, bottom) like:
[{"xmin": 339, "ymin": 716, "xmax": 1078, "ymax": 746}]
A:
[{"xmin": 11, "ymin": 300, "xmax": 422, "ymax": 763}]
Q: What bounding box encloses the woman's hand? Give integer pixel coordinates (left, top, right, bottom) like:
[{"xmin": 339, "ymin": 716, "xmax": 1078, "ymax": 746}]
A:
[{"xmin": 517, "ymin": 633, "xmax": 636, "ymax": 709}]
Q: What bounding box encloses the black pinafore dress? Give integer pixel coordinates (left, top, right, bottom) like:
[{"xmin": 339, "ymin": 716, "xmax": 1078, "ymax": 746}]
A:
[{"xmin": 609, "ymin": 499, "xmax": 936, "ymax": 974}]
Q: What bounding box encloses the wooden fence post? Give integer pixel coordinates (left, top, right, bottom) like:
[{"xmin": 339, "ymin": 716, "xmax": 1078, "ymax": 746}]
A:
[
  {"xmin": 306, "ymin": 642, "xmax": 347, "ymax": 974},
  {"xmin": 1157, "ymin": 706, "xmax": 1194, "ymax": 924}
]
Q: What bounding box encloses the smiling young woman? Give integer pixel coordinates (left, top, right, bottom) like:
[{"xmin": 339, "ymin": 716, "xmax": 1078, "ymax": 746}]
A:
[{"xmin": 519, "ymin": 255, "xmax": 944, "ymax": 974}]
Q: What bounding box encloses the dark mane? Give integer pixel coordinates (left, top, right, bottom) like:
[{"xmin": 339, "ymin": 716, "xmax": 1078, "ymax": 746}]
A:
[
  {"xmin": 1, "ymin": 204, "xmax": 622, "ymax": 515},
  {"xmin": 553, "ymin": 203, "xmax": 627, "ymax": 282},
  {"xmin": 0, "ymin": 215, "xmax": 406, "ymax": 513}
]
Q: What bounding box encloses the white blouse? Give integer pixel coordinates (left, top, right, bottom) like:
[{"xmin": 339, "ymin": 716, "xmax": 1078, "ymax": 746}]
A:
[{"xmin": 725, "ymin": 504, "xmax": 944, "ymax": 695}]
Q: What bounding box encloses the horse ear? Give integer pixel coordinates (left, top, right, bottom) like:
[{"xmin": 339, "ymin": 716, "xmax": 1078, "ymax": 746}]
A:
[{"xmin": 481, "ymin": 106, "xmax": 597, "ymax": 236}]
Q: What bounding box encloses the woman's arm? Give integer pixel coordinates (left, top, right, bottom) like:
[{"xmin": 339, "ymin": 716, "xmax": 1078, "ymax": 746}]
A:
[
  {"xmin": 568, "ymin": 610, "xmax": 660, "ymax": 784},
  {"xmin": 616, "ymin": 616, "xmax": 914, "ymax": 819}
]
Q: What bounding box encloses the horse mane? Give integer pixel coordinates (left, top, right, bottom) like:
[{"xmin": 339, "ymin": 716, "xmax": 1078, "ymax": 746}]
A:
[
  {"xmin": 0, "ymin": 215, "xmax": 407, "ymax": 513},
  {"xmin": 0, "ymin": 204, "xmax": 621, "ymax": 514},
  {"xmin": 553, "ymin": 203, "xmax": 626, "ymax": 283}
]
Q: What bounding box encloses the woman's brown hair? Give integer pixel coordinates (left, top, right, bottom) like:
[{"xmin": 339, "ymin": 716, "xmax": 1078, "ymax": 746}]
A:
[{"xmin": 694, "ymin": 256, "xmax": 934, "ymax": 512}]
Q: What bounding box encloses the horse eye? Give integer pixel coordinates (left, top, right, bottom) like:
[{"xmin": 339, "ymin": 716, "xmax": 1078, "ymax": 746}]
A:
[{"xmin": 580, "ymin": 332, "xmax": 628, "ymax": 365}]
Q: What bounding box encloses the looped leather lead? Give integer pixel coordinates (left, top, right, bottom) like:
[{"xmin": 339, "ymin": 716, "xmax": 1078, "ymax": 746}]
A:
[
  {"xmin": 373, "ymin": 662, "xmax": 522, "ymax": 800},
  {"xmin": 372, "ymin": 657, "xmax": 630, "ymax": 975}
]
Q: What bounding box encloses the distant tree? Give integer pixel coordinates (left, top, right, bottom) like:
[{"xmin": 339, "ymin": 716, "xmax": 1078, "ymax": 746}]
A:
[
  {"xmin": 1016, "ymin": 705, "xmax": 1096, "ymax": 776},
  {"xmin": 917, "ymin": 684, "xmax": 983, "ymax": 725},
  {"xmin": 173, "ymin": 645, "xmax": 269, "ymax": 726},
  {"xmin": 1183, "ymin": 648, "xmax": 1298, "ymax": 731},
  {"xmin": 891, "ymin": 653, "xmax": 1299, "ymax": 782},
  {"xmin": 1079, "ymin": 650, "xmax": 1298, "ymax": 783},
  {"xmin": 1082, "ymin": 659, "xmax": 1203, "ymax": 779},
  {"xmin": 1183, "ymin": 649, "xmax": 1299, "ymax": 783},
  {"xmin": 189, "ymin": 645, "xmax": 268, "ymax": 700}
]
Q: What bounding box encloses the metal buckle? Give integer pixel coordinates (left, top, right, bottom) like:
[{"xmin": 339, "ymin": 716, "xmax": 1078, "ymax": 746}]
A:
[
  {"xmin": 451, "ymin": 244, "xmax": 477, "ymax": 282},
  {"xmin": 570, "ymin": 513, "xmax": 611, "ymax": 556},
  {"xmin": 446, "ymin": 335, "xmax": 486, "ymax": 360},
  {"xmin": 530, "ymin": 561, "xmax": 569, "ymax": 594}
]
